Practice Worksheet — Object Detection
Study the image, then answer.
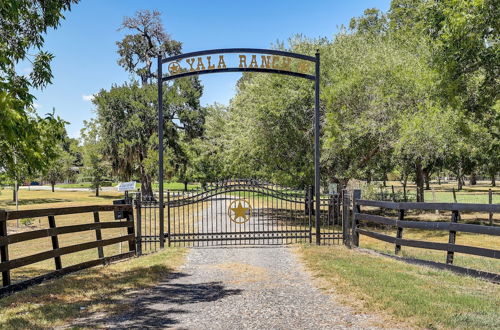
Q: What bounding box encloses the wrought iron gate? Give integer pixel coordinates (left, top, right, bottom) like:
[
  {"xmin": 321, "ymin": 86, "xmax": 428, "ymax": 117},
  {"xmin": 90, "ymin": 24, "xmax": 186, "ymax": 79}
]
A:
[{"xmin": 134, "ymin": 180, "xmax": 344, "ymax": 251}]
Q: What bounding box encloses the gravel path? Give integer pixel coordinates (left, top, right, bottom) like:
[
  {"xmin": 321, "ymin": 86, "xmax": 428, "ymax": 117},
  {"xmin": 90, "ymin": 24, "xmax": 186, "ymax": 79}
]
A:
[{"xmin": 71, "ymin": 246, "xmax": 383, "ymax": 329}]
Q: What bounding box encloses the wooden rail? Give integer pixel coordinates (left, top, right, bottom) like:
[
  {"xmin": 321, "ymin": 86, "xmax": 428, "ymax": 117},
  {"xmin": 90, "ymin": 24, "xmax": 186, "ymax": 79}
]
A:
[
  {"xmin": 0, "ymin": 204, "xmax": 135, "ymax": 296},
  {"xmin": 351, "ymin": 197, "xmax": 499, "ymax": 278}
]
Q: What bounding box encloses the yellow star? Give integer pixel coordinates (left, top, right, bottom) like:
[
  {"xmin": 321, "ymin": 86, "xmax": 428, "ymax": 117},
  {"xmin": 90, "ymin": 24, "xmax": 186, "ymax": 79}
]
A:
[{"xmin": 230, "ymin": 201, "xmax": 249, "ymax": 220}]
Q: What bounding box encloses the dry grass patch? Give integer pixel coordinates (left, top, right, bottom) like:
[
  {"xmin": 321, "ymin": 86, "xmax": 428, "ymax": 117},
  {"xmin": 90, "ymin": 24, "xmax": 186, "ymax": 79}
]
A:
[
  {"xmin": 0, "ymin": 247, "xmax": 187, "ymax": 329},
  {"xmin": 296, "ymin": 245, "xmax": 500, "ymax": 329}
]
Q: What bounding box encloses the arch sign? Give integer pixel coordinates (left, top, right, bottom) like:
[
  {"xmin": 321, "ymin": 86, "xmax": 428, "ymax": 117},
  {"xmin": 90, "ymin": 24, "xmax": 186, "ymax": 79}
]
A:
[{"xmin": 156, "ymin": 48, "xmax": 322, "ymax": 245}]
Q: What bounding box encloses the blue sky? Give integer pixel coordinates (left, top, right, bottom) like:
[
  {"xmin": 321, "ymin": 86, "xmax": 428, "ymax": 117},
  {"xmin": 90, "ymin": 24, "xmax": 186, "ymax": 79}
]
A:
[{"xmin": 28, "ymin": 0, "xmax": 390, "ymax": 138}]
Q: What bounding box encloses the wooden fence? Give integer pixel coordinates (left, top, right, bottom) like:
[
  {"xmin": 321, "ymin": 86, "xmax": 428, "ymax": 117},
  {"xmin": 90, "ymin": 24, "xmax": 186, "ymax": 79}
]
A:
[
  {"xmin": 0, "ymin": 204, "xmax": 136, "ymax": 296},
  {"xmin": 350, "ymin": 196, "xmax": 500, "ymax": 281}
]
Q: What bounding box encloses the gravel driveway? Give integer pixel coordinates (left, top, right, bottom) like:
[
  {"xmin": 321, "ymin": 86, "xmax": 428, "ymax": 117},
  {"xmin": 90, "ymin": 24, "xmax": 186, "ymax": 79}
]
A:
[{"xmin": 71, "ymin": 246, "xmax": 383, "ymax": 329}]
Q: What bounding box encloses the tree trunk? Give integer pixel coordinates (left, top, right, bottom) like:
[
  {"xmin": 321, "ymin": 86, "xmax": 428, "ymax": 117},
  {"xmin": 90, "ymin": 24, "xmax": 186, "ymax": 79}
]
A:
[
  {"xmin": 140, "ymin": 174, "xmax": 153, "ymax": 198},
  {"xmin": 95, "ymin": 185, "xmax": 99, "ymax": 197},
  {"xmin": 184, "ymin": 181, "xmax": 188, "ymax": 191},
  {"xmin": 51, "ymin": 182, "xmax": 55, "ymax": 192},
  {"xmin": 469, "ymin": 173, "xmax": 477, "ymax": 185},
  {"xmin": 424, "ymin": 169, "xmax": 431, "ymax": 190},
  {"xmin": 12, "ymin": 185, "xmax": 16, "ymax": 202},
  {"xmin": 457, "ymin": 176, "xmax": 463, "ymax": 190},
  {"xmin": 402, "ymin": 179, "xmax": 408, "ymax": 202},
  {"xmin": 491, "ymin": 172, "xmax": 496, "ymax": 187},
  {"xmin": 415, "ymin": 161, "xmax": 425, "ymax": 202}
]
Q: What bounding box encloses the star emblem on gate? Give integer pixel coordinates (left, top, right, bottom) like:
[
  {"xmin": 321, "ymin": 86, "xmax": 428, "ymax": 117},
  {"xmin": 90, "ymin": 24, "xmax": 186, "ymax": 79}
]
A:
[{"xmin": 228, "ymin": 199, "xmax": 252, "ymax": 224}]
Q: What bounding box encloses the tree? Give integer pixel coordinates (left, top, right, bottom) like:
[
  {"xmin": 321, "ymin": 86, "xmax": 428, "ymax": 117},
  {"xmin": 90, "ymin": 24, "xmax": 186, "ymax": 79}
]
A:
[
  {"xmin": 117, "ymin": 9, "xmax": 181, "ymax": 85},
  {"xmin": 0, "ymin": 1, "xmax": 77, "ymax": 175},
  {"xmin": 93, "ymin": 80, "xmax": 204, "ymax": 196},
  {"xmin": 43, "ymin": 151, "xmax": 65, "ymax": 192},
  {"xmin": 80, "ymin": 120, "xmax": 110, "ymax": 197}
]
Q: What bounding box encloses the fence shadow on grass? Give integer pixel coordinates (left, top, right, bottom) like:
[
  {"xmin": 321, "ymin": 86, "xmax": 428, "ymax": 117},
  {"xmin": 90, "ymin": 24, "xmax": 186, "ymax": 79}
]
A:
[{"xmin": 1, "ymin": 265, "xmax": 201, "ymax": 328}]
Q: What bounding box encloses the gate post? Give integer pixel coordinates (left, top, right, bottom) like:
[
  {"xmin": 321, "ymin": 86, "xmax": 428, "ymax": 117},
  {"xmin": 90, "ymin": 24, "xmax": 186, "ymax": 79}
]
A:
[
  {"xmin": 135, "ymin": 193, "xmax": 142, "ymax": 256},
  {"xmin": 157, "ymin": 55, "xmax": 165, "ymax": 250},
  {"xmin": 314, "ymin": 50, "xmax": 321, "ymax": 246},
  {"xmin": 351, "ymin": 189, "xmax": 361, "ymax": 247},
  {"xmin": 342, "ymin": 190, "xmax": 350, "ymax": 247},
  {"xmin": 167, "ymin": 191, "xmax": 171, "ymax": 247}
]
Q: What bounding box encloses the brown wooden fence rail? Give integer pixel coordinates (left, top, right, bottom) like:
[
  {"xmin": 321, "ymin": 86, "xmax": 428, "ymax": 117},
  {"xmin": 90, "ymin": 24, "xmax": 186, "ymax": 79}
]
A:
[
  {"xmin": 350, "ymin": 196, "xmax": 500, "ymax": 282},
  {"xmin": 0, "ymin": 204, "xmax": 136, "ymax": 296}
]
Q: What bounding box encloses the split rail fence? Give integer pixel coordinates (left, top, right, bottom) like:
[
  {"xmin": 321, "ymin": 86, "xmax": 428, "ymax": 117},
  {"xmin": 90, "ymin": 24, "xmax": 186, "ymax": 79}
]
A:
[
  {"xmin": 348, "ymin": 194, "xmax": 500, "ymax": 281},
  {"xmin": 0, "ymin": 204, "xmax": 135, "ymax": 296}
]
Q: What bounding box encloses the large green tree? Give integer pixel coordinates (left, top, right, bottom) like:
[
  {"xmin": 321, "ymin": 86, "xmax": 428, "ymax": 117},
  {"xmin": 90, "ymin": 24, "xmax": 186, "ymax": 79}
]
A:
[
  {"xmin": 0, "ymin": 1, "xmax": 76, "ymax": 186},
  {"xmin": 93, "ymin": 80, "xmax": 204, "ymax": 196}
]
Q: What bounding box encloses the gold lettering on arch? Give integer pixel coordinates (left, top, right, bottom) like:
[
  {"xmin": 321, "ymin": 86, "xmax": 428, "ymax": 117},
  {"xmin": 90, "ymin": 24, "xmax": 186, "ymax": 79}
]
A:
[
  {"xmin": 196, "ymin": 57, "xmax": 206, "ymax": 71},
  {"xmin": 249, "ymin": 55, "xmax": 259, "ymax": 68},
  {"xmin": 168, "ymin": 53, "xmax": 312, "ymax": 77},
  {"xmin": 206, "ymin": 56, "xmax": 215, "ymax": 70},
  {"xmin": 238, "ymin": 55, "xmax": 247, "ymax": 68},
  {"xmin": 217, "ymin": 55, "xmax": 227, "ymax": 69},
  {"xmin": 185, "ymin": 58, "xmax": 196, "ymax": 72}
]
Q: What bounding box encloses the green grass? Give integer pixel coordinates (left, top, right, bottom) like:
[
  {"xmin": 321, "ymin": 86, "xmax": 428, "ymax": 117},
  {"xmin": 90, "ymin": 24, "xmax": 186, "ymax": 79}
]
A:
[
  {"xmin": 297, "ymin": 245, "xmax": 500, "ymax": 329},
  {"xmin": 358, "ymin": 228, "xmax": 500, "ymax": 274},
  {"xmin": 55, "ymin": 183, "xmax": 97, "ymax": 188},
  {"xmin": 152, "ymin": 181, "xmax": 201, "ymax": 191},
  {"xmin": 0, "ymin": 247, "xmax": 187, "ymax": 329}
]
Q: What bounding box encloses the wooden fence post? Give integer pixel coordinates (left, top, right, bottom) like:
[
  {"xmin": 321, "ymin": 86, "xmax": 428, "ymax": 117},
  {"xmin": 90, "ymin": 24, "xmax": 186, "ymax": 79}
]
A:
[
  {"xmin": 342, "ymin": 190, "xmax": 350, "ymax": 247},
  {"xmin": 48, "ymin": 215, "xmax": 62, "ymax": 270},
  {"xmin": 391, "ymin": 185, "xmax": 396, "ymax": 202},
  {"xmin": 135, "ymin": 194, "xmax": 142, "ymax": 255},
  {"xmin": 351, "ymin": 189, "xmax": 361, "ymax": 247},
  {"xmin": 489, "ymin": 189, "xmax": 493, "ymax": 225},
  {"xmin": 93, "ymin": 212, "xmax": 104, "ymax": 259},
  {"xmin": 395, "ymin": 209, "xmax": 404, "ymax": 255},
  {"xmin": 0, "ymin": 210, "xmax": 10, "ymax": 286},
  {"xmin": 446, "ymin": 210, "xmax": 459, "ymax": 264}
]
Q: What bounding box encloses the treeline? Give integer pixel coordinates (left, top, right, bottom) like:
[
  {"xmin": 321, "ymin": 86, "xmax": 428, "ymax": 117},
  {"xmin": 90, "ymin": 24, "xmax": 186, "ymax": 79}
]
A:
[
  {"xmin": 182, "ymin": 1, "xmax": 499, "ymax": 202},
  {"xmin": 2, "ymin": 2, "xmax": 498, "ymax": 203}
]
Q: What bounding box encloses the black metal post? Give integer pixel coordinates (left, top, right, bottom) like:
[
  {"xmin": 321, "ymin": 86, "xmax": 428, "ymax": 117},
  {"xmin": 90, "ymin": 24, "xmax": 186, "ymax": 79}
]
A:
[
  {"xmin": 167, "ymin": 191, "xmax": 171, "ymax": 247},
  {"xmin": 314, "ymin": 51, "xmax": 321, "ymax": 245},
  {"xmin": 157, "ymin": 55, "xmax": 165, "ymax": 249},
  {"xmin": 351, "ymin": 189, "xmax": 361, "ymax": 247}
]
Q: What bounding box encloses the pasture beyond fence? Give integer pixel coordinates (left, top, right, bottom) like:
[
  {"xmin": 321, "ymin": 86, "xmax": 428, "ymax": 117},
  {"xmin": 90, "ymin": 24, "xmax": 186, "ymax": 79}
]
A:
[
  {"xmin": 1, "ymin": 187, "xmax": 499, "ymax": 296},
  {"xmin": 0, "ymin": 204, "xmax": 135, "ymax": 296},
  {"xmin": 348, "ymin": 194, "xmax": 500, "ymax": 282}
]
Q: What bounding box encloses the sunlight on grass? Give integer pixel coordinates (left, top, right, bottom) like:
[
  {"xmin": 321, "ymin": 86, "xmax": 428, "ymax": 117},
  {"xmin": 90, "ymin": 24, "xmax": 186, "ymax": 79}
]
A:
[{"xmin": 296, "ymin": 245, "xmax": 500, "ymax": 329}]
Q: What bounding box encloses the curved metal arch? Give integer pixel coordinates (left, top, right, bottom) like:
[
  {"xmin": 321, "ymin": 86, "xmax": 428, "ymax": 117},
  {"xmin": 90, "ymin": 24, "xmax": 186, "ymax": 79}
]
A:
[
  {"xmin": 162, "ymin": 48, "xmax": 316, "ymax": 64},
  {"xmin": 162, "ymin": 67, "xmax": 315, "ymax": 82},
  {"xmin": 156, "ymin": 48, "xmax": 322, "ymax": 245},
  {"xmin": 169, "ymin": 185, "xmax": 306, "ymax": 208}
]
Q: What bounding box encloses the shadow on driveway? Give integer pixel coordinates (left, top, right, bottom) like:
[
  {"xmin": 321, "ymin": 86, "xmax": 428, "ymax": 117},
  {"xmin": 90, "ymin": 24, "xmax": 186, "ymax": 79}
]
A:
[{"xmin": 72, "ymin": 272, "xmax": 243, "ymax": 328}]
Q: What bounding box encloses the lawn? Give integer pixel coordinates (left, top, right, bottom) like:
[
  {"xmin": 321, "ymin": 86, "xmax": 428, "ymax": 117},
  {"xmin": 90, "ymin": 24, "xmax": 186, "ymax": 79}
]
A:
[
  {"xmin": 0, "ymin": 247, "xmax": 187, "ymax": 329},
  {"xmin": 0, "ymin": 188, "xmax": 123, "ymax": 210},
  {"xmin": 296, "ymin": 245, "xmax": 500, "ymax": 329},
  {"xmin": 375, "ymin": 180, "xmax": 500, "ymax": 204},
  {"xmin": 358, "ymin": 228, "xmax": 500, "ymax": 274}
]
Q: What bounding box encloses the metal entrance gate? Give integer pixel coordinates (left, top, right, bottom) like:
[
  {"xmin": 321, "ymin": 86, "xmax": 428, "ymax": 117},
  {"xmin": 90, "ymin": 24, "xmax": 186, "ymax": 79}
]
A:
[{"xmin": 134, "ymin": 180, "xmax": 345, "ymax": 251}]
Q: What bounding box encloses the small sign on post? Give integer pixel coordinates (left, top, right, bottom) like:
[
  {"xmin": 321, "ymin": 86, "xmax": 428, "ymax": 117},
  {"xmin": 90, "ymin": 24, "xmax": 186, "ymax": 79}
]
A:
[
  {"xmin": 328, "ymin": 183, "xmax": 338, "ymax": 195},
  {"xmin": 117, "ymin": 181, "xmax": 136, "ymax": 192}
]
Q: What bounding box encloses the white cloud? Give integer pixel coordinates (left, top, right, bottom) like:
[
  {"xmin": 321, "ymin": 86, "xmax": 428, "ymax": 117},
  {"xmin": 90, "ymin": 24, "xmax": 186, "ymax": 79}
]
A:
[
  {"xmin": 82, "ymin": 94, "xmax": 94, "ymax": 102},
  {"xmin": 33, "ymin": 102, "xmax": 42, "ymax": 109}
]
